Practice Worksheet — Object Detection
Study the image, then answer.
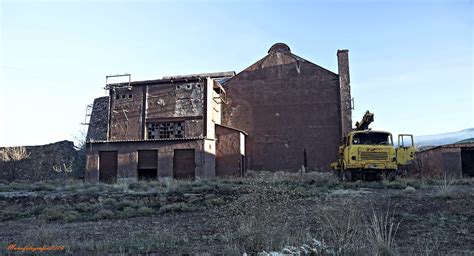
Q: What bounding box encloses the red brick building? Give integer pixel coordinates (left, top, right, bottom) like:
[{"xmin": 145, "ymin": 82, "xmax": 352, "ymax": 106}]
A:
[
  {"xmin": 221, "ymin": 43, "xmax": 351, "ymax": 171},
  {"xmin": 85, "ymin": 43, "xmax": 352, "ymax": 181}
]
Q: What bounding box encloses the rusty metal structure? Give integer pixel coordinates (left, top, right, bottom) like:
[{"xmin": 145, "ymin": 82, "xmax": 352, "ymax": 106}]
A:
[
  {"xmin": 85, "ymin": 43, "xmax": 353, "ymax": 181},
  {"xmin": 355, "ymin": 111, "xmax": 374, "ymax": 131}
]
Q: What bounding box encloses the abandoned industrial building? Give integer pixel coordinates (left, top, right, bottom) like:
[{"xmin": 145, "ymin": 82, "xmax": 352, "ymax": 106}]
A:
[
  {"xmin": 413, "ymin": 141, "xmax": 474, "ymax": 178},
  {"xmin": 85, "ymin": 43, "xmax": 352, "ymax": 182}
]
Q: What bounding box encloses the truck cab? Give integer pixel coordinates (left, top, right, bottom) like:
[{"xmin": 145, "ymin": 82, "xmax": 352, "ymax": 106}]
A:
[{"xmin": 343, "ymin": 130, "xmax": 398, "ymax": 171}]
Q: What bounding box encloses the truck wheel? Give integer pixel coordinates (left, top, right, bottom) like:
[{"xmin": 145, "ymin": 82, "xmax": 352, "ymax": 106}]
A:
[
  {"xmin": 387, "ymin": 171, "xmax": 397, "ymax": 181},
  {"xmin": 375, "ymin": 172, "xmax": 383, "ymax": 181},
  {"xmin": 343, "ymin": 170, "xmax": 352, "ymax": 182}
]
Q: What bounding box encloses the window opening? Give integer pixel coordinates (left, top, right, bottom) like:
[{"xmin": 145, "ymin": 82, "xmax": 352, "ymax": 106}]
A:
[{"xmin": 147, "ymin": 122, "xmax": 185, "ymax": 139}]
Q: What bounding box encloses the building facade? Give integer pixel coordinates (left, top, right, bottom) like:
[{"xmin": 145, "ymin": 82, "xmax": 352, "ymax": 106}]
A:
[
  {"xmin": 221, "ymin": 43, "xmax": 351, "ymax": 171},
  {"xmin": 85, "ymin": 43, "xmax": 352, "ymax": 181},
  {"xmin": 85, "ymin": 72, "xmax": 246, "ymax": 182}
]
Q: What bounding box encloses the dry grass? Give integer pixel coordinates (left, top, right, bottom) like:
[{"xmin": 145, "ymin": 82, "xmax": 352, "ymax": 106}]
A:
[
  {"xmin": 366, "ymin": 207, "xmax": 401, "ymax": 255},
  {"xmin": 0, "ymin": 172, "xmax": 472, "ymax": 254},
  {"xmin": 435, "ymin": 173, "xmax": 455, "ymax": 199}
]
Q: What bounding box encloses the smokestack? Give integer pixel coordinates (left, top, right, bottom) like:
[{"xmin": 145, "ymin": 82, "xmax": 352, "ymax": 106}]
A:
[{"xmin": 337, "ymin": 49, "xmax": 352, "ymax": 137}]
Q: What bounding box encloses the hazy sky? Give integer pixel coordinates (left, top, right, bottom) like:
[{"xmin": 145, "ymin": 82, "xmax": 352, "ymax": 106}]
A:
[{"xmin": 0, "ymin": 0, "xmax": 472, "ymax": 146}]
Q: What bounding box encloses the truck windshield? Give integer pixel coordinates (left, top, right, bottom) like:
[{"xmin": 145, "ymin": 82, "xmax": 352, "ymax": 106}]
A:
[{"xmin": 352, "ymin": 132, "xmax": 392, "ymax": 145}]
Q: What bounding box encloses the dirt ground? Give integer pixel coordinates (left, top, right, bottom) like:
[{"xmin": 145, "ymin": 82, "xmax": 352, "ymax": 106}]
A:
[{"xmin": 0, "ymin": 173, "xmax": 473, "ymax": 255}]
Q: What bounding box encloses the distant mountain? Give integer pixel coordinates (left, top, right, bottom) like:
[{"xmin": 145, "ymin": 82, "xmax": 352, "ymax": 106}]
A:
[{"xmin": 415, "ymin": 128, "xmax": 474, "ymax": 147}]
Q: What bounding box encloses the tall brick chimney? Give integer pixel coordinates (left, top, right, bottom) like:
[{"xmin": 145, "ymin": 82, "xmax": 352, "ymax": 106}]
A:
[{"xmin": 337, "ymin": 49, "xmax": 352, "ymax": 137}]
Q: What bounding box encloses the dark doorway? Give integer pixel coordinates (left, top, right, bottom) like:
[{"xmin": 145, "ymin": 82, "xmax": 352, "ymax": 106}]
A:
[
  {"xmin": 138, "ymin": 150, "xmax": 158, "ymax": 180},
  {"xmin": 99, "ymin": 151, "xmax": 117, "ymax": 183},
  {"xmin": 461, "ymin": 149, "xmax": 474, "ymax": 177},
  {"xmin": 173, "ymin": 149, "xmax": 195, "ymax": 179}
]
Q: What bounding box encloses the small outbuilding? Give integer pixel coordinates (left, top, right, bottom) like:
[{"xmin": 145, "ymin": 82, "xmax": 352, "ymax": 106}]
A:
[{"xmin": 412, "ymin": 141, "xmax": 474, "ymax": 178}]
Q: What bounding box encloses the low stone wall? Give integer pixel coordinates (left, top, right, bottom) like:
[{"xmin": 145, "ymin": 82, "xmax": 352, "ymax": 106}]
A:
[{"xmin": 0, "ymin": 140, "xmax": 84, "ymax": 182}]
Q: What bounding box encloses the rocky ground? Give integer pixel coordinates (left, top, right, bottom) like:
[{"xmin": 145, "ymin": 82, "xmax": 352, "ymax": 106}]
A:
[{"xmin": 0, "ymin": 173, "xmax": 473, "ymax": 255}]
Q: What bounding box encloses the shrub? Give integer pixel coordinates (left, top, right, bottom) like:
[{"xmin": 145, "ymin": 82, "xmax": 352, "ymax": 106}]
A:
[
  {"xmin": 135, "ymin": 206, "xmax": 155, "ymax": 216},
  {"xmin": 40, "ymin": 207, "xmax": 80, "ymax": 222},
  {"xmin": 128, "ymin": 182, "xmax": 149, "ymax": 191},
  {"xmin": 62, "ymin": 210, "xmax": 81, "ymax": 222},
  {"xmin": 0, "ymin": 208, "xmax": 26, "ymax": 221},
  {"xmin": 32, "ymin": 182, "xmax": 56, "ymax": 192},
  {"xmin": 101, "ymin": 198, "xmax": 118, "ymax": 209},
  {"xmin": 41, "ymin": 207, "xmax": 66, "ymax": 221},
  {"xmin": 117, "ymin": 207, "xmax": 138, "ymax": 218},
  {"xmin": 95, "ymin": 209, "xmax": 114, "ymax": 220},
  {"xmin": 116, "ymin": 199, "xmax": 139, "ymax": 210},
  {"xmin": 74, "ymin": 202, "xmax": 98, "ymax": 213},
  {"xmin": 159, "ymin": 203, "xmax": 196, "ymax": 214},
  {"xmin": 205, "ymin": 198, "xmax": 225, "ymax": 207}
]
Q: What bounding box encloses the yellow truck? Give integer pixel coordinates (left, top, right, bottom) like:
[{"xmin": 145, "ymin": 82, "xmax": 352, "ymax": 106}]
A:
[{"xmin": 331, "ymin": 111, "xmax": 416, "ymax": 181}]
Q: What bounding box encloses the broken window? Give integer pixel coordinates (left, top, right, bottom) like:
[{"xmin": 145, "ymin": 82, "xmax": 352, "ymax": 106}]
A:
[
  {"xmin": 147, "ymin": 122, "xmax": 185, "ymax": 139},
  {"xmin": 352, "ymin": 132, "xmax": 392, "ymax": 145},
  {"xmin": 175, "ymin": 122, "xmax": 184, "ymax": 138},
  {"xmin": 115, "ymin": 93, "xmax": 133, "ymax": 100},
  {"xmin": 148, "ymin": 123, "xmax": 158, "ymax": 139},
  {"xmin": 159, "ymin": 123, "xmax": 174, "ymax": 138}
]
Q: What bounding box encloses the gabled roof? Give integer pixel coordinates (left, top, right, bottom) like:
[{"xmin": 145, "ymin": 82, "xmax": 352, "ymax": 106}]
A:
[{"xmin": 223, "ymin": 43, "xmax": 338, "ymax": 85}]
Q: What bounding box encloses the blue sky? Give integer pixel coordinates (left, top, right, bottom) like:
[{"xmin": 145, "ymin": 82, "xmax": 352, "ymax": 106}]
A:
[{"xmin": 0, "ymin": 0, "xmax": 472, "ymax": 146}]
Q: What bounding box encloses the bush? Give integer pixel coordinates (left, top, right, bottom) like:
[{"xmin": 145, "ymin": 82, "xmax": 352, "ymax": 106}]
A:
[
  {"xmin": 95, "ymin": 209, "xmax": 114, "ymax": 220},
  {"xmin": 128, "ymin": 182, "xmax": 149, "ymax": 191},
  {"xmin": 159, "ymin": 203, "xmax": 196, "ymax": 214},
  {"xmin": 135, "ymin": 206, "xmax": 155, "ymax": 216},
  {"xmin": 102, "ymin": 198, "xmax": 118, "ymax": 209},
  {"xmin": 117, "ymin": 207, "xmax": 137, "ymax": 218},
  {"xmin": 40, "ymin": 207, "xmax": 80, "ymax": 222},
  {"xmin": 116, "ymin": 199, "xmax": 139, "ymax": 210},
  {"xmin": 205, "ymin": 198, "xmax": 225, "ymax": 207},
  {"xmin": 32, "ymin": 182, "xmax": 56, "ymax": 192},
  {"xmin": 74, "ymin": 202, "xmax": 99, "ymax": 213},
  {"xmin": 0, "ymin": 208, "xmax": 26, "ymax": 221},
  {"xmin": 62, "ymin": 210, "xmax": 81, "ymax": 222}
]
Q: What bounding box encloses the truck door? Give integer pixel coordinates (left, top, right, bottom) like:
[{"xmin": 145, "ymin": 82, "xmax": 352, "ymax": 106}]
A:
[{"xmin": 396, "ymin": 134, "xmax": 416, "ymax": 165}]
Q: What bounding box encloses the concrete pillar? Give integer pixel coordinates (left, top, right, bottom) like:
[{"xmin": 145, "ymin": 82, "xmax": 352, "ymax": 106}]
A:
[{"xmin": 337, "ymin": 49, "xmax": 352, "ymax": 137}]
